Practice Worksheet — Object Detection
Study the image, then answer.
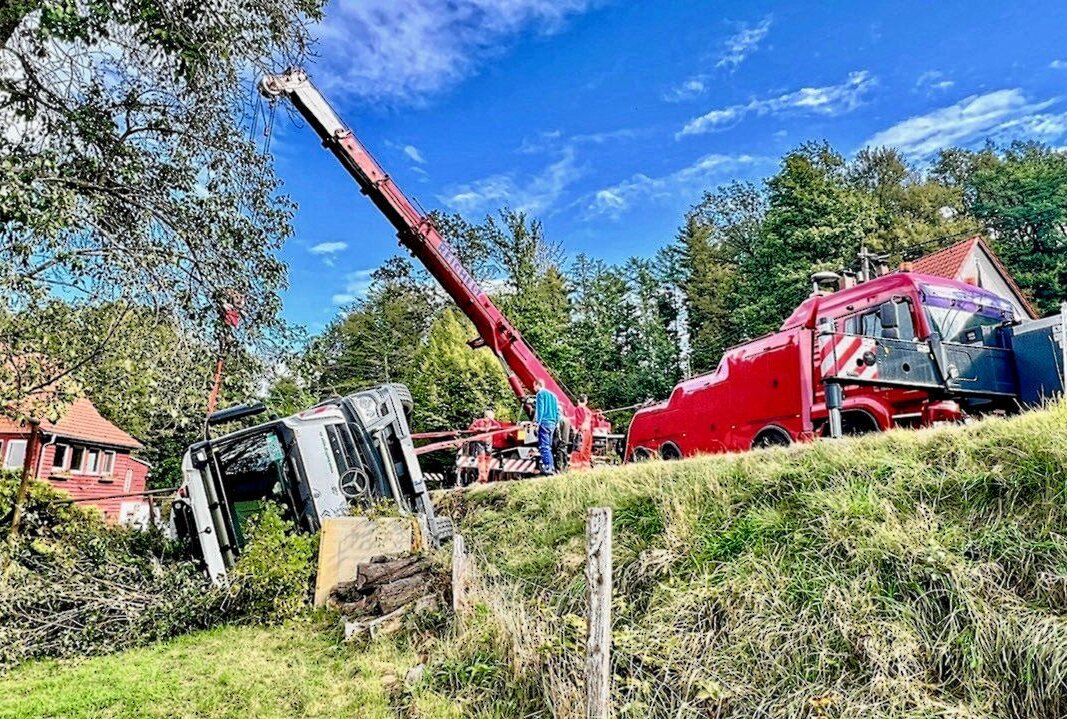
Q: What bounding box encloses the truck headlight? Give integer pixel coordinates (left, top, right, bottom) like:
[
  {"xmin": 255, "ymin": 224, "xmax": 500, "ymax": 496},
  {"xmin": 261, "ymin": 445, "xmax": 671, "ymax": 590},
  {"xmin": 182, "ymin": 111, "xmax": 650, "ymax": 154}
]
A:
[{"xmin": 355, "ymin": 395, "xmax": 378, "ymax": 422}]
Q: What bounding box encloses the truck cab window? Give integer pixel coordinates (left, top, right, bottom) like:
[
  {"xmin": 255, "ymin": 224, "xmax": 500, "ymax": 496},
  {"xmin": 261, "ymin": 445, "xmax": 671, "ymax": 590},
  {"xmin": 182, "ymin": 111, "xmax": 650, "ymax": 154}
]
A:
[{"xmin": 844, "ymin": 300, "xmax": 916, "ymax": 341}]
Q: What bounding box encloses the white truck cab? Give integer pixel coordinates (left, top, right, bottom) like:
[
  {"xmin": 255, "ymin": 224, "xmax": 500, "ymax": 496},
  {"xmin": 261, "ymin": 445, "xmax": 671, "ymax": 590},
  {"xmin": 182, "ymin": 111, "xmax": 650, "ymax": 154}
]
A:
[{"xmin": 172, "ymin": 384, "xmax": 446, "ymax": 585}]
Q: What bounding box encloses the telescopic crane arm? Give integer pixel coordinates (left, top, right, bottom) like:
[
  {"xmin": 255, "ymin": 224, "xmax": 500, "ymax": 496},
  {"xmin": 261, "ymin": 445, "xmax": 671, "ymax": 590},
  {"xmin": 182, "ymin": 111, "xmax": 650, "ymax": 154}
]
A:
[{"xmin": 259, "ymin": 68, "xmax": 575, "ymax": 419}]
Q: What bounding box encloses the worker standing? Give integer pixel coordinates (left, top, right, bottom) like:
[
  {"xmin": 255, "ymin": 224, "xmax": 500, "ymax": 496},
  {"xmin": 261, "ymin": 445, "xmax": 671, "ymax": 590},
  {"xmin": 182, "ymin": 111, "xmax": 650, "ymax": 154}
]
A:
[
  {"xmin": 468, "ymin": 408, "xmax": 501, "ymax": 484},
  {"xmin": 573, "ymin": 394, "xmax": 593, "ymax": 469},
  {"xmin": 532, "ymin": 378, "xmax": 560, "ymax": 475}
]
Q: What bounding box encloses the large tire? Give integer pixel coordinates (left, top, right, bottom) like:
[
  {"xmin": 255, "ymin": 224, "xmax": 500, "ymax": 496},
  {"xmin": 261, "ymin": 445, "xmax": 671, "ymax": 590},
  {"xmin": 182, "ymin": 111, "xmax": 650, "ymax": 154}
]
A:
[
  {"xmin": 553, "ymin": 420, "xmax": 572, "ymax": 472},
  {"xmin": 752, "ymin": 427, "xmax": 791, "ymax": 449},
  {"xmin": 434, "ymin": 516, "xmax": 455, "ymax": 544}
]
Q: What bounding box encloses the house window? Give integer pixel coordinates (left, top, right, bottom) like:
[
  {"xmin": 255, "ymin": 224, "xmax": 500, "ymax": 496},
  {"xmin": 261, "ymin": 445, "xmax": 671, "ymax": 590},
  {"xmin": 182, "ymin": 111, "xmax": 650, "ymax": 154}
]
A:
[
  {"xmin": 3, "ymin": 440, "xmax": 27, "ymax": 470},
  {"xmin": 100, "ymin": 451, "xmax": 116, "ymax": 476},
  {"xmin": 70, "ymin": 446, "xmax": 85, "ymax": 473},
  {"xmin": 123, "ymin": 468, "xmax": 133, "ymax": 493},
  {"xmin": 84, "ymin": 450, "xmax": 100, "ymax": 474},
  {"xmin": 53, "ymin": 444, "xmax": 70, "ymax": 470}
]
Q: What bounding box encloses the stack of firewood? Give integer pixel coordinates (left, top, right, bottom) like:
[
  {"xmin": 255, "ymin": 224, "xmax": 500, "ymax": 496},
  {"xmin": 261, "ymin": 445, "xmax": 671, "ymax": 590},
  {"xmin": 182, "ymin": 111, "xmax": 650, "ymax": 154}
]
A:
[{"xmin": 327, "ymin": 554, "xmax": 445, "ymax": 640}]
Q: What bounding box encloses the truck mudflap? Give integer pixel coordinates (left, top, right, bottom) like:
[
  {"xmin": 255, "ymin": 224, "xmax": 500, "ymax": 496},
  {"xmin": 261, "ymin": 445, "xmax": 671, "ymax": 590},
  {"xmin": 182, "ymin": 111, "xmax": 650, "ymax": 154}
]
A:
[{"xmin": 1009, "ymin": 306, "xmax": 1066, "ymax": 407}]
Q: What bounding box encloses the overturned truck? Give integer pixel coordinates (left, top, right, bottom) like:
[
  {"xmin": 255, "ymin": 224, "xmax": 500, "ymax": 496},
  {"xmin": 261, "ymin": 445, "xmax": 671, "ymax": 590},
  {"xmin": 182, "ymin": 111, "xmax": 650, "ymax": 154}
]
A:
[{"xmin": 172, "ymin": 384, "xmax": 450, "ymax": 585}]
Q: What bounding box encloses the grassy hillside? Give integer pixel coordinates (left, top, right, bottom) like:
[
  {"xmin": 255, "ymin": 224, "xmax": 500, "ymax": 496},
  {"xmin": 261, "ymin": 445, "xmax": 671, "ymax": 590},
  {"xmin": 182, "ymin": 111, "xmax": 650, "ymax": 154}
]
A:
[{"xmin": 447, "ymin": 404, "xmax": 1067, "ymax": 719}]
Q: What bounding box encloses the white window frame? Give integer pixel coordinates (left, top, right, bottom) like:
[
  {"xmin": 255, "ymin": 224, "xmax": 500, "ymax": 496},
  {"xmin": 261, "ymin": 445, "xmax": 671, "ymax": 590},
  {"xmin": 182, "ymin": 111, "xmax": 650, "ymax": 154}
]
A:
[
  {"xmin": 100, "ymin": 450, "xmax": 116, "ymax": 477},
  {"xmin": 52, "ymin": 443, "xmax": 71, "ymax": 471},
  {"xmin": 84, "ymin": 449, "xmax": 100, "ymax": 475},
  {"xmin": 69, "ymin": 446, "xmax": 85, "ymax": 474},
  {"xmin": 3, "ymin": 439, "xmax": 27, "ymax": 470}
]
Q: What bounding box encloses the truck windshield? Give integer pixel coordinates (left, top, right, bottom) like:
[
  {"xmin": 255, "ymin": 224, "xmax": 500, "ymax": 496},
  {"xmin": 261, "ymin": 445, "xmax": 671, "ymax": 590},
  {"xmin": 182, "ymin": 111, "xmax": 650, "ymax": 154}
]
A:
[
  {"xmin": 921, "ymin": 284, "xmax": 1014, "ymax": 344},
  {"xmin": 212, "ymin": 428, "xmax": 295, "ymax": 546}
]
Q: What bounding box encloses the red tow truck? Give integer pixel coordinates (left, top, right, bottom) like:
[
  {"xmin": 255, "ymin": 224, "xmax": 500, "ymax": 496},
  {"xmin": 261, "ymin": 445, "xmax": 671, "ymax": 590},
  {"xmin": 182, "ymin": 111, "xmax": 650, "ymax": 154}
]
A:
[
  {"xmin": 260, "ymin": 69, "xmax": 615, "ymax": 482},
  {"xmin": 627, "ymin": 271, "xmax": 1065, "ymax": 459}
]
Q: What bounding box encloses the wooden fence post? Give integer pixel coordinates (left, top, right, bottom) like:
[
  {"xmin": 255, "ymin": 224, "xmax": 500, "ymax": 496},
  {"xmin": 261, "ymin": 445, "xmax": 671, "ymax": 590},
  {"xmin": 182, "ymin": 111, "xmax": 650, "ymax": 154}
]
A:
[
  {"xmin": 585, "ymin": 507, "xmax": 612, "ymax": 719},
  {"xmin": 452, "ymin": 533, "xmax": 468, "ymax": 622}
]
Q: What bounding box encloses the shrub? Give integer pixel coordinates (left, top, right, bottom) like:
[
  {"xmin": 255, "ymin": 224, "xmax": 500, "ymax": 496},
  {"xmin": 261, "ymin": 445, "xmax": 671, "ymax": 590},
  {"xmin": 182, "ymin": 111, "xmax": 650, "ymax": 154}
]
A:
[{"xmin": 224, "ymin": 503, "xmax": 317, "ymax": 623}]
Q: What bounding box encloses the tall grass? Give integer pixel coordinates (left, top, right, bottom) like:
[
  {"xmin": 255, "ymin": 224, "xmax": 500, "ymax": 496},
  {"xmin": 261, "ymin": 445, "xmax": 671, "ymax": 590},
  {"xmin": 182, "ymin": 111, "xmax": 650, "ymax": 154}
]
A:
[{"xmin": 444, "ymin": 404, "xmax": 1067, "ymax": 718}]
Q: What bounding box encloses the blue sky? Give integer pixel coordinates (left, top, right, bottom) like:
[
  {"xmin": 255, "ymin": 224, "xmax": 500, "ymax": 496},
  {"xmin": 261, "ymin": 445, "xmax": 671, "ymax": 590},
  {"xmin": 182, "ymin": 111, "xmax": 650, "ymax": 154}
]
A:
[{"xmin": 270, "ymin": 0, "xmax": 1067, "ymax": 330}]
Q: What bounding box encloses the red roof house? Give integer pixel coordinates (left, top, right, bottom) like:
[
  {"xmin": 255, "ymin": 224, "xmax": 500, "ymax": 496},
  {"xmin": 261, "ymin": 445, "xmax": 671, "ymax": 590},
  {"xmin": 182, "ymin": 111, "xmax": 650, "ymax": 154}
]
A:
[
  {"xmin": 906, "ymin": 236, "xmax": 1039, "ymax": 319},
  {"xmin": 0, "ymin": 397, "xmax": 152, "ymax": 526}
]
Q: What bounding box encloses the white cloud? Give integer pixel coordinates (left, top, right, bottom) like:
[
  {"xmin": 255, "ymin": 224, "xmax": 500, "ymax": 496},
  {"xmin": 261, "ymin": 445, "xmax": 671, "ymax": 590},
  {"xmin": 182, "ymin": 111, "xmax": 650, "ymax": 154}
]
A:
[
  {"xmin": 664, "ymin": 77, "xmax": 708, "ymax": 103},
  {"xmin": 716, "ymin": 16, "xmax": 772, "ymax": 70},
  {"xmin": 440, "ymin": 146, "xmax": 582, "ymax": 214},
  {"xmin": 863, "ymin": 89, "xmax": 1062, "ymax": 157},
  {"xmin": 585, "ymin": 153, "xmax": 765, "ymax": 219},
  {"xmin": 916, "ymin": 70, "xmax": 954, "ymax": 93},
  {"xmin": 332, "ymin": 269, "xmax": 375, "ymax": 305},
  {"xmin": 316, "ymin": 0, "xmax": 597, "ymax": 102},
  {"xmin": 404, "ymin": 145, "xmax": 426, "ymax": 164},
  {"xmin": 310, "ymin": 241, "xmax": 348, "ymax": 255},
  {"xmin": 678, "ymin": 70, "xmax": 875, "ymax": 137},
  {"xmin": 663, "ymin": 16, "xmax": 772, "ymax": 102},
  {"xmin": 1051, "ymin": 60, "xmax": 1067, "ymax": 70}
]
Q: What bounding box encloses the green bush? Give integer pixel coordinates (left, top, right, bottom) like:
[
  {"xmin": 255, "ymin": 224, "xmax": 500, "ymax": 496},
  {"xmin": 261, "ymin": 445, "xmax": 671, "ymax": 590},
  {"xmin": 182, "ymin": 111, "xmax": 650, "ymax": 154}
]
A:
[
  {"xmin": 225, "ymin": 503, "xmax": 317, "ymax": 623},
  {"xmin": 0, "ymin": 481, "xmax": 319, "ymax": 669}
]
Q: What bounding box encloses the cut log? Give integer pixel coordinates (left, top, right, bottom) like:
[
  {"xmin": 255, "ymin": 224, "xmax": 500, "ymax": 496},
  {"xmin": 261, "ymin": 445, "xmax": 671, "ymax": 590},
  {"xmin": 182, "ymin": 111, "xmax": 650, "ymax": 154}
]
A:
[
  {"xmin": 356, "ymin": 556, "xmax": 427, "ymax": 590},
  {"xmin": 328, "ymin": 552, "xmax": 443, "ymax": 620},
  {"xmin": 376, "ymin": 575, "xmax": 430, "ymax": 614}
]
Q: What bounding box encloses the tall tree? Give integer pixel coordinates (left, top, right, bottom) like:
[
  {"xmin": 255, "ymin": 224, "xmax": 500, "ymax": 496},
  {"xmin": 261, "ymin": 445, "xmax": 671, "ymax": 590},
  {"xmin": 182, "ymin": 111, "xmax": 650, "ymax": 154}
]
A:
[
  {"xmin": 0, "ymin": 0, "xmax": 323, "ymax": 419},
  {"xmin": 743, "ymin": 142, "xmax": 879, "ymax": 335},
  {"xmin": 311, "ymin": 258, "xmax": 437, "ymax": 397},
  {"xmin": 408, "ymin": 309, "xmax": 513, "ymax": 432},
  {"xmin": 941, "ymin": 142, "xmax": 1067, "ymax": 315},
  {"xmin": 672, "ymin": 181, "xmax": 766, "ymax": 372}
]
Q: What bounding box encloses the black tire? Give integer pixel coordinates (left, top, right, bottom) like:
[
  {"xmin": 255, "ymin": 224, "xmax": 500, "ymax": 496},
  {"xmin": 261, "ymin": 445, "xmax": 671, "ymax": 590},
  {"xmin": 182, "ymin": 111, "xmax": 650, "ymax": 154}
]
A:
[
  {"xmin": 631, "ymin": 447, "xmax": 655, "ymax": 462},
  {"xmin": 659, "ymin": 442, "xmax": 683, "ymax": 460},
  {"xmin": 841, "ymin": 411, "xmax": 880, "ymax": 436},
  {"xmin": 753, "ymin": 427, "xmax": 791, "ymax": 449},
  {"xmin": 434, "ymin": 516, "xmax": 455, "ymax": 543}
]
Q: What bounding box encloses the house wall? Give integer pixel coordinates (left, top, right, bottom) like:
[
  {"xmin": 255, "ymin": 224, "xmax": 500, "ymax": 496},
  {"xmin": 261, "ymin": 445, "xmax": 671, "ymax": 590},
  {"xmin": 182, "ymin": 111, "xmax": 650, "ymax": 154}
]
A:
[
  {"xmin": 958, "ymin": 246, "xmax": 1034, "ymax": 319},
  {"xmin": 0, "ymin": 433, "xmax": 151, "ymax": 524}
]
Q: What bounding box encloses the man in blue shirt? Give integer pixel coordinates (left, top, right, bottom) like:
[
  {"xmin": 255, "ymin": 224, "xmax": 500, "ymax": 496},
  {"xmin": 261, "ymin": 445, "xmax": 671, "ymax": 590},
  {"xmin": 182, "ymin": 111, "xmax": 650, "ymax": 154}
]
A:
[{"xmin": 532, "ymin": 378, "xmax": 560, "ymax": 475}]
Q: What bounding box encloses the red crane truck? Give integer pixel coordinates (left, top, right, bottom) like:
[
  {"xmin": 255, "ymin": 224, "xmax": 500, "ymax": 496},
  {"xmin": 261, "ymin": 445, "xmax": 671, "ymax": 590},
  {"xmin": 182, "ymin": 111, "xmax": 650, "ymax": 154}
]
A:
[
  {"xmin": 626, "ymin": 271, "xmax": 1066, "ymax": 459},
  {"xmin": 259, "ymin": 69, "xmax": 613, "ymax": 482}
]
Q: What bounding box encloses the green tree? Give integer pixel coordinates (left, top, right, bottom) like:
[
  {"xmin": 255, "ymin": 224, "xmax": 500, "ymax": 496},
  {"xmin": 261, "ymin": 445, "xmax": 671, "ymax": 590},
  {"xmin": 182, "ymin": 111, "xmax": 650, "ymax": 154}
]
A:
[
  {"xmin": 944, "ymin": 143, "xmax": 1067, "ymax": 315},
  {"xmin": 0, "ymin": 0, "xmax": 323, "ymax": 418},
  {"xmin": 743, "ymin": 142, "xmax": 879, "ymax": 335},
  {"xmin": 311, "ymin": 258, "xmax": 437, "ymax": 398},
  {"xmin": 408, "ymin": 309, "xmax": 513, "ymax": 432},
  {"xmin": 672, "ymin": 182, "xmax": 765, "ymax": 373},
  {"xmin": 849, "ymin": 147, "xmax": 979, "ymax": 260}
]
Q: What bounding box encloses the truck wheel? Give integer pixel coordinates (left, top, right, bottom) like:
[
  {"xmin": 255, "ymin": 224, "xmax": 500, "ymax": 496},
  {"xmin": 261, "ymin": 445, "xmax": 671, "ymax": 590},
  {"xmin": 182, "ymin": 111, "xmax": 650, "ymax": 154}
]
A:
[
  {"xmin": 841, "ymin": 410, "xmax": 879, "ymax": 436},
  {"xmin": 659, "ymin": 442, "xmax": 682, "ymax": 460},
  {"xmin": 752, "ymin": 427, "xmax": 791, "ymax": 449},
  {"xmin": 631, "ymin": 447, "xmax": 655, "ymax": 462},
  {"xmin": 434, "ymin": 517, "xmax": 455, "ymax": 543}
]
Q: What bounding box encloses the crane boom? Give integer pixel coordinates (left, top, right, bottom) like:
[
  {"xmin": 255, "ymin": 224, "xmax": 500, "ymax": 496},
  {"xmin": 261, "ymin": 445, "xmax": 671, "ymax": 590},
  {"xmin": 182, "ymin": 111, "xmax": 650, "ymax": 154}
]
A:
[{"xmin": 260, "ymin": 68, "xmax": 575, "ymax": 419}]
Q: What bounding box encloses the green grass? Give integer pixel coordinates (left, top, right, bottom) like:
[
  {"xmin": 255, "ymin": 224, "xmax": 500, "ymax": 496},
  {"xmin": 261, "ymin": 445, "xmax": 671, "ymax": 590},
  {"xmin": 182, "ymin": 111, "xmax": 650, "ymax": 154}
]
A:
[
  {"xmin": 443, "ymin": 403, "xmax": 1067, "ymax": 718},
  {"xmin": 0, "ymin": 619, "xmax": 464, "ymax": 719}
]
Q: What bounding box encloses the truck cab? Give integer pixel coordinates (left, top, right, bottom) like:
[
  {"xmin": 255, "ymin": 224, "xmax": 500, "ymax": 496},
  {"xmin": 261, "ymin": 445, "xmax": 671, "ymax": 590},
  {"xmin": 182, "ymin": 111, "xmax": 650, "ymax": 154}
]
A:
[{"xmin": 172, "ymin": 384, "xmax": 444, "ymax": 585}]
